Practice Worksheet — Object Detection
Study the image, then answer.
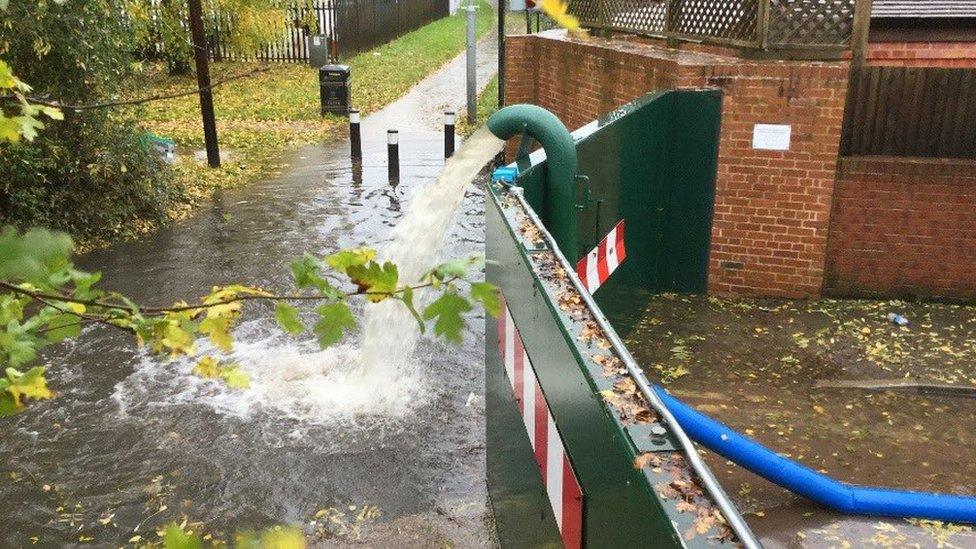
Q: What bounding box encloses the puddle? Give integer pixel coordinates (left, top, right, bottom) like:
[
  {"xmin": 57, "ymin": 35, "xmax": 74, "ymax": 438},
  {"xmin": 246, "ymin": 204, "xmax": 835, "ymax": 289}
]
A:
[{"xmin": 625, "ymin": 294, "xmax": 976, "ymax": 547}]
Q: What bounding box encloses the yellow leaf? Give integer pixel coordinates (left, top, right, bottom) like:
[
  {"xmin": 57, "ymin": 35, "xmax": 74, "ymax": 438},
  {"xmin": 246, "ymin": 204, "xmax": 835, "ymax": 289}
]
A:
[
  {"xmin": 218, "ymin": 365, "xmax": 250, "ymax": 389},
  {"xmin": 199, "ymin": 316, "xmax": 233, "ymax": 352},
  {"xmin": 6, "ymin": 366, "xmax": 53, "ymax": 404},
  {"xmin": 192, "ymin": 356, "xmax": 221, "ymax": 379},
  {"xmin": 539, "ymin": 0, "xmax": 586, "ymax": 37}
]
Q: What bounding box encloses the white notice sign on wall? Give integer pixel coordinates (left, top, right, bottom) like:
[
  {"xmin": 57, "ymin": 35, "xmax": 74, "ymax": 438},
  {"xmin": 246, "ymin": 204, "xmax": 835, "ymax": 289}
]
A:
[{"xmin": 752, "ymin": 124, "xmax": 791, "ymax": 151}]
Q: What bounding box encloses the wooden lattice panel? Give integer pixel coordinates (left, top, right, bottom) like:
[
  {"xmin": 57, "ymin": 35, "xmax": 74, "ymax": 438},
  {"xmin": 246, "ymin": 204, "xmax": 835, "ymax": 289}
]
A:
[
  {"xmin": 670, "ymin": 0, "xmax": 759, "ymax": 43},
  {"xmin": 767, "ymin": 0, "xmax": 854, "ymax": 47},
  {"xmin": 569, "ymin": 0, "xmax": 604, "ymax": 26},
  {"xmin": 604, "ymin": 0, "xmax": 669, "ymax": 34},
  {"xmin": 570, "ymin": 0, "xmax": 853, "ymax": 54}
]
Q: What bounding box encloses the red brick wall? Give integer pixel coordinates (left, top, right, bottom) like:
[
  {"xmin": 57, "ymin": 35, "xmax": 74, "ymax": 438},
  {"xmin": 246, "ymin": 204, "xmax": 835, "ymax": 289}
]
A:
[
  {"xmin": 867, "ymin": 41, "xmax": 976, "ymax": 68},
  {"xmin": 504, "ymin": 31, "xmax": 849, "ymax": 298},
  {"xmin": 825, "ymin": 157, "xmax": 976, "ymax": 301}
]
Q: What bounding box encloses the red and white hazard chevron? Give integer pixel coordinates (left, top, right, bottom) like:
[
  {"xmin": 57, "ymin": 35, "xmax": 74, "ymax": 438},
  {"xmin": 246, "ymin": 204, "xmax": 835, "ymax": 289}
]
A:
[
  {"xmin": 576, "ymin": 220, "xmax": 626, "ymax": 293},
  {"xmin": 498, "ymin": 297, "xmax": 584, "ymax": 548}
]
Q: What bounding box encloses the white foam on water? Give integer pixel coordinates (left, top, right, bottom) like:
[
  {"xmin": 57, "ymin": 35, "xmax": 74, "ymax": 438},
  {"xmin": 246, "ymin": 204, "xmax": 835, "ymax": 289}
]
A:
[
  {"xmin": 114, "ymin": 319, "xmax": 426, "ymax": 423},
  {"xmin": 359, "ymin": 127, "xmax": 504, "ymax": 379},
  {"xmin": 114, "ymin": 128, "xmax": 503, "ymax": 424}
]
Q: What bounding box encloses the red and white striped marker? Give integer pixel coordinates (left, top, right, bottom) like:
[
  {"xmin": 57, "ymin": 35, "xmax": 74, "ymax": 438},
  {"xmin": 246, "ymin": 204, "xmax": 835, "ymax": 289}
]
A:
[
  {"xmin": 576, "ymin": 220, "xmax": 626, "ymax": 294},
  {"xmin": 498, "ymin": 297, "xmax": 584, "ymax": 548}
]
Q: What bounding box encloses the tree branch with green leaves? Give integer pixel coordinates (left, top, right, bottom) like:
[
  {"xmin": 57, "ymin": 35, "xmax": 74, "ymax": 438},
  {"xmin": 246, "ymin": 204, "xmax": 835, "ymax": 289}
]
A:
[{"xmin": 0, "ymin": 226, "xmax": 500, "ymax": 416}]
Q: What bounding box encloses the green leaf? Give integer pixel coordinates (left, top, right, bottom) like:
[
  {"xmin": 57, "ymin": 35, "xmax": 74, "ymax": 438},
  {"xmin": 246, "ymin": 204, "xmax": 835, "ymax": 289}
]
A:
[
  {"xmin": 312, "ymin": 302, "xmax": 356, "ymax": 348},
  {"xmin": 0, "ymin": 295, "xmax": 25, "ymax": 325},
  {"xmin": 69, "ymin": 269, "xmax": 102, "ymax": 298},
  {"xmin": 44, "ymin": 313, "xmax": 81, "ymax": 342},
  {"xmin": 290, "ymin": 254, "xmax": 340, "ymax": 298},
  {"xmin": 399, "ymin": 286, "xmax": 425, "ymax": 333},
  {"xmin": 325, "ymin": 247, "xmax": 376, "ymax": 273},
  {"xmin": 0, "ymin": 226, "xmax": 74, "ymax": 284},
  {"xmin": 470, "ymin": 282, "xmax": 501, "ymax": 318},
  {"xmin": 38, "ymin": 106, "xmax": 63, "ymax": 121},
  {"xmin": 236, "ymin": 526, "xmax": 305, "ymax": 549},
  {"xmin": 432, "ymin": 255, "xmax": 485, "ymax": 280},
  {"xmin": 0, "ymin": 392, "xmax": 18, "ymax": 416},
  {"xmin": 162, "ymin": 522, "xmax": 203, "ymax": 549},
  {"xmin": 0, "ymin": 327, "xmax": 38, "ymax": 367},
  {"xmin": 15, "ymin": 115, "xmax": 45, "ymax": 142},
  {"xmin": 423, "ymin": 293, "xmax": 471, "ymax": 344},
  {"xmin": 346, "ymin": 261, "xmax": 398, "ymax": 303},
  {"xmin": 274, "ymin": 302, "xmax": 306, "ymax": 335}
]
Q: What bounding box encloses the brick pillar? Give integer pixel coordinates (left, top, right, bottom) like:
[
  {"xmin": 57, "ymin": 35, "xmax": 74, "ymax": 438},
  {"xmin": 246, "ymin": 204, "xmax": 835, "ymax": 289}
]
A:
[{"xmin": 683, "ymin": 64, "xmax": 849, "ymax": 298}]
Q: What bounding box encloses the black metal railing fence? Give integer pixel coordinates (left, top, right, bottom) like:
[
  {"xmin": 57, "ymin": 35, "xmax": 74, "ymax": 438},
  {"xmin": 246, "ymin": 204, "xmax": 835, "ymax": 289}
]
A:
[{"xmin": 143, "ymin": 0, "xmax": 448, "ymax": 63}]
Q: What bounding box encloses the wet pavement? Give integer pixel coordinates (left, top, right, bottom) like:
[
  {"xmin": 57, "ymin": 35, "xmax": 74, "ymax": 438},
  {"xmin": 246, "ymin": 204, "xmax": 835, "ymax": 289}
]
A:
[
  {"xmin": 0, "ymin": 36, "xmax": 501, "ymax": 547},
  {"xmin": 625, "ymin": 294, "xmax": 976, "ymax": 548}
]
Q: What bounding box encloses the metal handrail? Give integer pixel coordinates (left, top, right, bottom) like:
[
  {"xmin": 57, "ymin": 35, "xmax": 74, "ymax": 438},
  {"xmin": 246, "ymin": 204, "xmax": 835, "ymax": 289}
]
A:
[{"xmin": 509, "ymin": 187, "xmax": 762, "ymax": 549}]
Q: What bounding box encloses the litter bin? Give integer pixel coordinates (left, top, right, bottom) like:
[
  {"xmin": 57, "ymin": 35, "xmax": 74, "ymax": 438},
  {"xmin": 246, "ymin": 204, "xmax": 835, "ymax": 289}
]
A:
[{"xmin": 319, "ymin": 64, "xmax": 350, "ymax": 116}]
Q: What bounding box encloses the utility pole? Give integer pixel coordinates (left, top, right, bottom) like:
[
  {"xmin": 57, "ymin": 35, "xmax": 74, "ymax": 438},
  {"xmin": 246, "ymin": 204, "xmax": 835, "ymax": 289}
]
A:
[
  {"xmin": 466, "ymin": 0, "xmax": 477, "ymax": 123},
  {"xmin": 851, "ymin": 0, "xmax": 873, "ymax": 69},
  {"xmin": 188, "ymin": 0, "xmax": 220, "ymax": 168},
  {"xmin": 497, "ymin": 0, "xmax": 505, "ymax": 109}
]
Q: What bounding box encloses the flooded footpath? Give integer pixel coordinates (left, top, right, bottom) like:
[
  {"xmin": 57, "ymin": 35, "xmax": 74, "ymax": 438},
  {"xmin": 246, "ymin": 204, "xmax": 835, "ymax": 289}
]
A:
[
  {"xmin": 0, "ymin": 37, "xmax": 501, "ymax": 547},
  {"xmin": 625, "ymin": 294, "xmax": 976, "ymax": 548}
]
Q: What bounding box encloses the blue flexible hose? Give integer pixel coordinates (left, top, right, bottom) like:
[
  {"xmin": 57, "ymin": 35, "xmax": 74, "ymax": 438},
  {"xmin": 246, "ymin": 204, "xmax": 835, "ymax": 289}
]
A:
[{"xmin": 653, "ymin": 385, "xmax": 976, "ymax": 523}]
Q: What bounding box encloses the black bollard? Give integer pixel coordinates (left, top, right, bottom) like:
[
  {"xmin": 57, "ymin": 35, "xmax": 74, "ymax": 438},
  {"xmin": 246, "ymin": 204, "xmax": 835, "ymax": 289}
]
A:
[
  {"xmin": 349, "ymin": 109, "xmax": 361, "ymax": 159},
  {"xmin": 444, "ymin": 111, "xmax": 456, "ymax": 159},
  {"xmin": 387, "ymin": 129, "xmax": 399, "ymax": 184}
]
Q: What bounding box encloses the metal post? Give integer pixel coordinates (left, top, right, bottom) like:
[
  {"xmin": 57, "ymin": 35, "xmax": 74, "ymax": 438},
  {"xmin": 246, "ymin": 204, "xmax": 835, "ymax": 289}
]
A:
[
  {"xmin": 466, "ymin": 0, "xmax": 477, "ymax": 124},
  {"xmin": 349, "ymin": 109, "xmax": 362, "ymax": 159},
  {"xmin": 444, "ymin": 111, "xmax": 456, "ymax": 158},
  {"xmin": 188, "ymin": 0, "xmax": 220, "ymax": 168},
  {"xmin": 387, "ymin": 129, "xmax": 399, "ymax": 184},
  {"xmin": 497, "ymin": 0, "xmax": 505, "ymax": 109}
]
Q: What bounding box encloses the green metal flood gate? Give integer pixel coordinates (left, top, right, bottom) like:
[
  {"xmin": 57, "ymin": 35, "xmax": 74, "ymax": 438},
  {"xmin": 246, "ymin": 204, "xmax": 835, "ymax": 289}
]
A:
[{"xmin": 485, "ymin": 90, "xmax": 751, "ymax": 547}]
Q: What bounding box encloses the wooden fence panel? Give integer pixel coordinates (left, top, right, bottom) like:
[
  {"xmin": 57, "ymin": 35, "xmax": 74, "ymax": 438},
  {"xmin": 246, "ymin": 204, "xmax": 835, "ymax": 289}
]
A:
[{"xmin": 841, "ymin": 66, "xmax": 976, "ymax": 159}]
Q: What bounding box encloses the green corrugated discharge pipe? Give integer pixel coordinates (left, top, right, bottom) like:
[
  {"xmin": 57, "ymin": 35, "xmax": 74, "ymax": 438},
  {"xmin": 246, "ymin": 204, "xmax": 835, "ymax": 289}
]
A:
[{"xmin": 487, "ymin": 104, "xmax": 578, "ymax": 261}]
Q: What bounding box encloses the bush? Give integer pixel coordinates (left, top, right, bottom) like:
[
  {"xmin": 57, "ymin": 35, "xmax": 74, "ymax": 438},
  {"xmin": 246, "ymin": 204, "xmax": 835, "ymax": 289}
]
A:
[
  {"xmin": 0, "ymin": 113, "xmax": 180, "ymax": 241},
  {"xmin": 0, "ymin": 0, "xmax": 181, "ymax": 243}
]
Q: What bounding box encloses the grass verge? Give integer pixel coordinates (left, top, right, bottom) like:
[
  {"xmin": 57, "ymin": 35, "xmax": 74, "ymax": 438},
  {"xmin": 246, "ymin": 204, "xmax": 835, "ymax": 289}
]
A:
[{"xmin": 128, "ymin": 2, "xmax": 495, "ymax": 224}]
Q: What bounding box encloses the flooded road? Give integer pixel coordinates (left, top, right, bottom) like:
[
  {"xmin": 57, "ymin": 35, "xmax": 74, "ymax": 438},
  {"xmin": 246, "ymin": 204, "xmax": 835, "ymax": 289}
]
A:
[
  {"xmin": 625, "ymin": 294, "xmax": 976, "ymax": 547},
  {"xmin": 0, "ymin": 39, "xmax": 500, "ymax": 547}
]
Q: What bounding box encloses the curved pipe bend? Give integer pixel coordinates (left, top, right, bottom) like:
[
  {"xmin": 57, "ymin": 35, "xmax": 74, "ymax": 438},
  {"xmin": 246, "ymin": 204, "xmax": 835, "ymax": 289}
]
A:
[
  {"xmin": 487, "ymin": 104, "xmax": 578, "ymax": 260},
  {"xmin": 654, "ymin": 385, "xmax": 976, "ymax": 523}
]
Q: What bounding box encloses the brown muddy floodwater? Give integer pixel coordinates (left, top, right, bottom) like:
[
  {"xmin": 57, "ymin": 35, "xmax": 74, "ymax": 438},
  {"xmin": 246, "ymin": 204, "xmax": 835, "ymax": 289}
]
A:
[
  {"xmin": 0, "ymin": 111, "xmax": 495, "ymax": 548},
  {"xmin": 625, "ymin": 294, "xmax": 976, "ymax": 548}
]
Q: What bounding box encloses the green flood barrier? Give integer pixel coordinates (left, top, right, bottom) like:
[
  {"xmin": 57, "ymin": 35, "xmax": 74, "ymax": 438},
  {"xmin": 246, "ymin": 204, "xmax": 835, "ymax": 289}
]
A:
[{"xmin": 484, "ymin": 90, "xmax": 757, "ymax": 547}]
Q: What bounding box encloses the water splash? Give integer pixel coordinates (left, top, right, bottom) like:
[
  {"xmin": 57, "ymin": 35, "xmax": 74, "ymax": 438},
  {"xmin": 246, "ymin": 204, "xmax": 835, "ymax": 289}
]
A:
[
  {"xmin": 359, "ymin": 127, "xmax": 504, "ymax": 382},
  {"xmin": 115, "ymin": 128, "xmax": 504, "ymax": 422}
]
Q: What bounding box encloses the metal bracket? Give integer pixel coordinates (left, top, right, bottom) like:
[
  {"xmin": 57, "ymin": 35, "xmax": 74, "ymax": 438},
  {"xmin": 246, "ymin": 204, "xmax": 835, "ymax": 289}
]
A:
[
  {"xmin": 575, "ymin": 174, "xmax": 591, "ymax": 211},
  {"xmin": 626, "ymin": 422, "xmax": 678, "ymax": 453},
  {"xmin": 516, "ymin": 129, "xmax": 535, "ymax": 163}
]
